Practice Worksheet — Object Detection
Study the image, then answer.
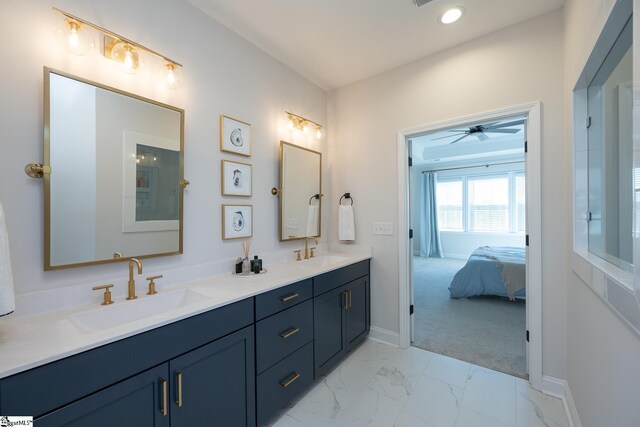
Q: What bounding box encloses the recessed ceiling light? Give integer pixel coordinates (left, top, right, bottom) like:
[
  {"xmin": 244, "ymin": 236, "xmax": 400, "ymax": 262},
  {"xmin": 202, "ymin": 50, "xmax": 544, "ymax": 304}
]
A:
[{"xmin": 440, "ymin": 7, "xmax": 464, "ymax": 24}]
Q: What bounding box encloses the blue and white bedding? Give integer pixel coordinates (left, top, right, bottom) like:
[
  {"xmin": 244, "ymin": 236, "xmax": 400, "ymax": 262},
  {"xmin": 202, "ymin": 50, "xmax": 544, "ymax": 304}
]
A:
[{"xmin": 449, "ymin": 246, "xmax": 526, "ymax": 300}]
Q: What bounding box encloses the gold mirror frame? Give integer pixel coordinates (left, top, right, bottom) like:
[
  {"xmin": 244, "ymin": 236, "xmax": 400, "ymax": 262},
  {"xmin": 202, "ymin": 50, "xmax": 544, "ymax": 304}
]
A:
[
  {"xmin": 278, "ymin": 141, "xmax": 322, "ymax": 242},
  {"xmin": 43, "ymin": 67, "xmax": 185, "ymax": 270}
]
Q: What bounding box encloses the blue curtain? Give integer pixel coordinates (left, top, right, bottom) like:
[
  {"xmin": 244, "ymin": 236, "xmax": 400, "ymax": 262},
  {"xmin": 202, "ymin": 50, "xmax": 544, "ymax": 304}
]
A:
[{"xmin": 419, "ymin": 172, "xmax": 443, "ymax": 258}]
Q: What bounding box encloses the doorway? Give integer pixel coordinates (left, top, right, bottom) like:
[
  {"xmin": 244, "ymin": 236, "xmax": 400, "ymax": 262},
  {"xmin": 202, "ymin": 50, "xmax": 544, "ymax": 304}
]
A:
[
  {"xmin": 396, "ymin": 103, "xmax": 543, "ymax": 388},
  {"xmin": 409, "ymin": 115, "xmax": 527, "ymax": 378}
]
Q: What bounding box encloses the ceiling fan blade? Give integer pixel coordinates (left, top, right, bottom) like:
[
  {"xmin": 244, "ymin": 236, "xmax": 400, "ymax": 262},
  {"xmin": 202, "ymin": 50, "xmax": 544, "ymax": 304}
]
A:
[
  {"xmin": 446, "ymin": 129, "xmax": 470, "ymax": 133},
  {"xmin": 485, "ymin": 129, "xmax": 521, "ymax": 134},
  {"xmin": 433, "ymin": 133, "xmax": 466, "ymax": 141},
  {"xmin": 485, "ymin": 119, "xmax": 525, "ymax": 129},
  {"xmin": 475, "ymin": 132, "xmax": 489, "ymax": 141},
  {"xmin": 450, "ymin": 134, "xmax": 470, "ymax": 144}
]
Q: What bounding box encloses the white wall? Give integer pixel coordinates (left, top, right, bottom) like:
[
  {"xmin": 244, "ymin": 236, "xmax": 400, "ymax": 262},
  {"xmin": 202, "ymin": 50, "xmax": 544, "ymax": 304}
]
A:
[
  {"xmin": 0, "ymin": 0, "xmax": 326, "ymax": 292},
  {"xmin": 327, "ymin": 10, "xmax": 566, "ymax": 379},
  {"xmin": 564, "ymin": 0, "xmax": 640, "ymax": 425}
]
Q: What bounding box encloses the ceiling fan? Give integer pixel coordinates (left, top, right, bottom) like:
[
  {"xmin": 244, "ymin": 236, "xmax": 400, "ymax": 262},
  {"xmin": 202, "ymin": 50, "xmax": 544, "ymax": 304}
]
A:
[{"xmin": 433, "ymin": 119, "xmax": 525, "ymax": 144}]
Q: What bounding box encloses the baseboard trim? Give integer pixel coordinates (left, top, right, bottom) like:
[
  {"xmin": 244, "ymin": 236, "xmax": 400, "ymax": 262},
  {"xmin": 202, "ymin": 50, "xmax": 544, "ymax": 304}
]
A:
[
  {"xmin": 368, "ymin": 326, "xmax": 400, "ymax": 347},
  {"xmin": 540, "ymin": 376, "xmax": 581, "ymax": 427},
  {"xmin": 563, "ymin": 381, "xmax": 582, "ymax": 427}
]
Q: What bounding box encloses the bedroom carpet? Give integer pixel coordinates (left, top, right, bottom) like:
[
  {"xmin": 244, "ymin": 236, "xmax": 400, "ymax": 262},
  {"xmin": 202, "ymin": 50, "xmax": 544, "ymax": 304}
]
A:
[{"xmin": 412, "ymin": 256, "xmax": 527, "ymax": 379}]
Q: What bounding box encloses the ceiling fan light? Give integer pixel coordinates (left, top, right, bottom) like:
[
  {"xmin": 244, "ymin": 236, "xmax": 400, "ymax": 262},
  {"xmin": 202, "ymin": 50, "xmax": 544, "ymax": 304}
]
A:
[{"xmin": 440, "ymin": 7, "xmax": 464, "ymax": 24}]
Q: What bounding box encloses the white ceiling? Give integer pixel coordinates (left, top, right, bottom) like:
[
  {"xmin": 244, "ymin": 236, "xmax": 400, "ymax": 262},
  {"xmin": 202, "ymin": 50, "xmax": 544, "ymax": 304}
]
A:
[
  {"xmin": 411, "ymin": 115, "xmax": 525, "ymax": 167},
  {"xmin": 187, "ymin": 0, "xmax": 564, "ymax": 90}
]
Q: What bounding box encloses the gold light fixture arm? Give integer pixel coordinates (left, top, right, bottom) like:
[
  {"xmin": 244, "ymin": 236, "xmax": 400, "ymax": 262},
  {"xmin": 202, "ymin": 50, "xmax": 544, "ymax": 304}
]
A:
[
  {"xmin": 285, "ymin": 111, "xmax": 322, "ymax": 128},
  {"xmin": 52, "ymin": 7, "xmax": 183, "ymax": 67}
]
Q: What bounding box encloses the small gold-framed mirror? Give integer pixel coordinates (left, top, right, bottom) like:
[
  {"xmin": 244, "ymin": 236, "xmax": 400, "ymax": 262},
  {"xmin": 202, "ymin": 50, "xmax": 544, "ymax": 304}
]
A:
[
  {"xmin": 277, "ymin": 141, "xmax": 322, "ymax": 241},
  {"xmin": 43, "ymin": 67, "xmax": 185, "ymax": 270}
]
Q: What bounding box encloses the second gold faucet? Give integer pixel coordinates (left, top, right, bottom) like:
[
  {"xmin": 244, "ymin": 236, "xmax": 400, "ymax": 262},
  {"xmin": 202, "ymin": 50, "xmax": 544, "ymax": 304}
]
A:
[{"xmin": 127, "ymin": 258, "xmax": 143, "ymax": 300}]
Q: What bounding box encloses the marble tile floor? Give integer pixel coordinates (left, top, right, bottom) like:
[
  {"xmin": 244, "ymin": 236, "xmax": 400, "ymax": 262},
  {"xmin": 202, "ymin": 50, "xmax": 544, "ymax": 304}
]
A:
[{"xmin": 271, "ymin": 340, "xmax": 569, "ymax": 427}]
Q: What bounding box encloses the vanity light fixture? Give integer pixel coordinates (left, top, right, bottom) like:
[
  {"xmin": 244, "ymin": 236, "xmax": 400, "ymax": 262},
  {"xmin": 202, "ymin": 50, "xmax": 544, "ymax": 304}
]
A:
[
  {"xmin": 52, "ymin": 8, "xmax": 184, "ymax": 88},
  {"xmin": 440, "ymin": 7, "xmax": 464, "ymax": 24},
  {"xmin": 285, "ymin": 111, "xmax": 323, "ymax": 140}
]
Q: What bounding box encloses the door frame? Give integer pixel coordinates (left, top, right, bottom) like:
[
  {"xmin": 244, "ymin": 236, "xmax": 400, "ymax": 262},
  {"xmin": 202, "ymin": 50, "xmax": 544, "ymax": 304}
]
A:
[{"xmin": 396, "ymin": 102, "xmax": 543, "ymax": 390}]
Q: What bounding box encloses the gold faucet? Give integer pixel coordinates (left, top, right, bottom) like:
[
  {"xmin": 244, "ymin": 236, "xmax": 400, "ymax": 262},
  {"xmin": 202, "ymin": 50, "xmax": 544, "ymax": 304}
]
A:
[
  {"xmin": 127, "ymin": 258, "xmax": 143, "ymax": 300},
  {"xmin": 304, "ymin": 237, "xmax": 318, "ymax": 259}
]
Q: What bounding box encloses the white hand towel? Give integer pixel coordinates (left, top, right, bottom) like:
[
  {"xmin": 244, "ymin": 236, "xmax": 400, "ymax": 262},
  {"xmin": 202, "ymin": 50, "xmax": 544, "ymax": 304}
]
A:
[
  {"xmin": 339, "ymin": 205, "xmax": 355, "ymax": 241},
  {"xmin": 306, "ymin": 205, "xmax": 319, "ymax": 237},
  {"xmin": 0, "ymin": 201, "xmax": 15, "ymax": 317}
]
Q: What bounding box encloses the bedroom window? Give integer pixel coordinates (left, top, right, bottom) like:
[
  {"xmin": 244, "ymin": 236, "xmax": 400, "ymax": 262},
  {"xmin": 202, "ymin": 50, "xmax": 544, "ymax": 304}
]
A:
[
  {"xmin": 468, "ymin": 175, "xmax": 509, "ymax": 232},
  {"xmin": 435, "ymin": 171, "xmax": 524, "ymax": 234},
  {"xmin": 435, "ymin": 179, "xmax": 463, "ymax": 231}
]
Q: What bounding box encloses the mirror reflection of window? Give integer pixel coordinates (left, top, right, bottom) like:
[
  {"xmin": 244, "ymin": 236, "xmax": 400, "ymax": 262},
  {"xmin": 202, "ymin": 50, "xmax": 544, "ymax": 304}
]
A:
[{"xmin": 586, "ymin": 17, "xmax": 633, "ymax": 272}]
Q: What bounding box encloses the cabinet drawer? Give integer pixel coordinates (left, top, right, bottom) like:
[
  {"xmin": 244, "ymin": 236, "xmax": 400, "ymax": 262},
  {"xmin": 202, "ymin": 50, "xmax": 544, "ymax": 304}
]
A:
[
  {"xmin": 255, "ymin": 279, "xmax": 312, "ymax": 320},
  {"xmin": 256, "ymin": 342, "xmax": 313, "ymax": 427},
  {"xmin": 256, "ymin": 299, "xmax": 313, "ymax": 373},
  {"xmin": 313, "ymin": 259, "xmax": 370, "ymax": 296}
]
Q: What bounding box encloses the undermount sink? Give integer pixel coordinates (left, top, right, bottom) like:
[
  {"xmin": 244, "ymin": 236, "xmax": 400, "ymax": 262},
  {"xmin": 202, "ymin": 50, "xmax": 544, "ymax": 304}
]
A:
[
  {"xmin": 300, "ymin": 255, "xmax": 349, "ymax": 267},
  {"xmin": 70, "ymin": 289, "xmax": 209, "ymax": 333}
]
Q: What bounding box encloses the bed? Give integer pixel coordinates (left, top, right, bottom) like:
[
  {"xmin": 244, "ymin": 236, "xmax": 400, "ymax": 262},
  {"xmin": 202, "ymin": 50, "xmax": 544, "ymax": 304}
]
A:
[{"xmin": 449, "ymin": 246, "xmax": 526, "ymax": 300}]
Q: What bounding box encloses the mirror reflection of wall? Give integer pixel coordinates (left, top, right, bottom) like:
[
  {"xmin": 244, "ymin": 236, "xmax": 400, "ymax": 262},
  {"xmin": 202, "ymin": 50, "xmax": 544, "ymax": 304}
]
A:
[
  {"xmin": 279, "ymin": 142, "xmax": 321, "ymax": 241},
  {"xmin": 47, "ymin": 69, "xmax": 183, "ymax": 269},
  {"xmin": 586, "ymin": 17, "xmax": 633, "ymax": 272}
]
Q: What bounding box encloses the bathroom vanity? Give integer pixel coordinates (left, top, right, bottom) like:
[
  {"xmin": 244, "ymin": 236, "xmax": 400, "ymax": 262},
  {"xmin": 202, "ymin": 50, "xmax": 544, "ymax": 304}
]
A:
[{"xmin": 0, "ymin": 256, "xmax": 370, "ymax": 426}]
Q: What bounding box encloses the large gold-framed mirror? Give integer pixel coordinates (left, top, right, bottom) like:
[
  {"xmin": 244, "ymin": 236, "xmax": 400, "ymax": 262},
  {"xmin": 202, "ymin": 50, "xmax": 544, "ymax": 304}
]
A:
[
  {"xmin": 43, "ymin": 67, "xmax": 185, "ymax": 270},
  {"xmin": 277, "ymin": 141, "xmax": 322, "ymax": 241}
]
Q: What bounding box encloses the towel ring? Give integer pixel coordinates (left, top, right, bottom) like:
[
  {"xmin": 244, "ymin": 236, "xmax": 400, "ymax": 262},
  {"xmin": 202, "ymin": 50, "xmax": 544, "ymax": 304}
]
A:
[
  {"xmin": 308, "ymin": 194, "xmax": 320, "ymax": 205},
  {"xmin": 339, "ymin": 193, "xmax": 353, "ymax": 206}
]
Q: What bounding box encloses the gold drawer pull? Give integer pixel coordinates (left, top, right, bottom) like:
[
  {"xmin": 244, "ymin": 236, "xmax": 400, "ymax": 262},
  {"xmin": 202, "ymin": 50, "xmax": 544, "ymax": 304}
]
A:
[
  {"xmin": 160, "ymin": 378, "xmax": 168, "ymax": 416},
  {"xmin": 280, "ymin": 372, "xmax": 301, "ymax": 388},
  {"xmin": 280, "ymin": 292, "xmax": 300, "ymax": 302},
  {"xmin": 176, "ymin": 371, "xmax": 183, "ymax": 407},
  {"xmin": 279, "ymin": 327, "xmax": 301, "ymax": 339}
]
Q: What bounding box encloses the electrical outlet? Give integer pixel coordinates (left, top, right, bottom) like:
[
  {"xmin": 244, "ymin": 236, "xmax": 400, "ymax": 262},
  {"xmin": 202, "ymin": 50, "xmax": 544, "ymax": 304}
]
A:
[{"xmin": 373, "ymin": 222, "xmax": 393, "ymax": 235}]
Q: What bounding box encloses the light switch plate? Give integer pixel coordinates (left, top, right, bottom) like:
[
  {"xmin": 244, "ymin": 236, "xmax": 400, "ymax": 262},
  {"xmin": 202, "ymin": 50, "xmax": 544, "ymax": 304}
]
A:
[{"xmin": 373, "ymin": 222, "xmax": 393, "ymax": 235}]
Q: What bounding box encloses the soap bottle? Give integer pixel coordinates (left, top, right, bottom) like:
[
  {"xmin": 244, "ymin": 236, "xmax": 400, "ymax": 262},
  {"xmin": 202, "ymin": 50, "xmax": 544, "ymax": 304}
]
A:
[{"xmin": 250, "ymin": 255, "xmax": 262, "ymax": 272}]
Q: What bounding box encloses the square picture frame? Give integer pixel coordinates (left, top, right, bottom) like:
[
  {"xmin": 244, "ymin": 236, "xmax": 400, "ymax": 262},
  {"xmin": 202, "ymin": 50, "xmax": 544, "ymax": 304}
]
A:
[
  {"xmin": 220, "ymin": 114, "xmax": 251, "ymax": 156},
  {"xmin": 222, "ymin": 204, "xmax": 253, "ymax": 240},
  {"xmin": 221, "ymin": 160, "xmax": 252, "ymax": 197}
]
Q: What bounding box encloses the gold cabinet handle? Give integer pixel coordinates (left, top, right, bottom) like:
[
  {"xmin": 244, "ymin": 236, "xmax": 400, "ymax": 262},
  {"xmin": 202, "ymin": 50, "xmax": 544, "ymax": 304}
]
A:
[
  {"xmin": 279, "ymin": 327, "xmax": 300, "ymax": 339},
  {"xmin": 343, "ymin": 291, "xmax": 348, "ymax": 310},
  {"xmin": 160, "ymin": 378, "xmax": 168, "ymax": 416},
  {"xmin": 280, "ymin": 292, "xmax": 300, "ymax": 302},
  {"xmin": 176, "ymin": 371, "xmax": 183, "ymax": 407},
  {"xmin": 348, "ymin": 290, "xmax": 352, "ymax": 309},
  {"xmin": 280, "ymin": 372, "xmax": 301, "ymax": 388}
]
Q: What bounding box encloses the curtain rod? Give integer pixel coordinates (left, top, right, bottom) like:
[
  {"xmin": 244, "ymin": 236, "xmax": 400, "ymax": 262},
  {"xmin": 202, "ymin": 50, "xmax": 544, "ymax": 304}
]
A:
[{"xmin": 421, "ymin": 160, "xmax": 524, "ymax": 173}]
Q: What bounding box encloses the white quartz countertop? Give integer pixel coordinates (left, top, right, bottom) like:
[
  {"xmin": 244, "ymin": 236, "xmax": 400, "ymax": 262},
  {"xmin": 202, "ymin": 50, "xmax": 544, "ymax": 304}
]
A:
[{"xmin": 0, "ymin": 252, "xmax": 371, "ymax": 379}]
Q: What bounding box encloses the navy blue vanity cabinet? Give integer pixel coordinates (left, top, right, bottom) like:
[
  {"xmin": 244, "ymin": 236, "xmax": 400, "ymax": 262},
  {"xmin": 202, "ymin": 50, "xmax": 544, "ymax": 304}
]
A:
[
  {"xmin": 169, "ymin": 326, "xmax": 255, "ymax": 427},
  {"xmin": 313, "ymin": 260, "xmax": 370, "ymax": 378},
  {"xmin": 35, "ymin": 364, "xmax": 170, "ymax": 427},
  {"xmin": 255, "ymin": 279, "xmax": 314, "ymax": 426},
  {"xmin": 0, "ymin": 298, "xmax": 255, "ymax": 426}
]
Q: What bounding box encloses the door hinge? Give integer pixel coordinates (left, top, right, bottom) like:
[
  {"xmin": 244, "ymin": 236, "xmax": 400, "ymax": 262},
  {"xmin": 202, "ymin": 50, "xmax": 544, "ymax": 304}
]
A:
[
  {"xmin": 410, "ymin": 304, "xmax": 414, "ymax": 315},
  {"xmin": 409, "ymin": 229, "xmax": 413, "ymax": 239},
  {"xmin": 524, "ymin": 140, "xmax": 528, "ymax": 153},
  {"xmin": 586, "ymin": 116, "xmax": 592, "ymax": 129},
  {"xmin": 408, "ymin": 156, "xmax": 413, "ymax": 167},
  {"xmin": 526, "ymin": 235, "xmax": 529, "ymax": 246},
  {"xmin": 526, "ymin": 330, "xmax": 530, "ymax": 342}
]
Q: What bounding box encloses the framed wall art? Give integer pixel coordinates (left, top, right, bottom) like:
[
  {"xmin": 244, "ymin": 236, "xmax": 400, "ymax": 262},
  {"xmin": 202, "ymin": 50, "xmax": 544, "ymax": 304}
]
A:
[
  {"xmin": 220, "ymin": 114, "xmax": 251, "ymax": 156},
  {"xmin": 222, "ymin": 204, "xmax": 253, "ymax": 239},
  {"xmin": 221, "ymin": 160, "xmax": 252, "ymax": 197}
]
